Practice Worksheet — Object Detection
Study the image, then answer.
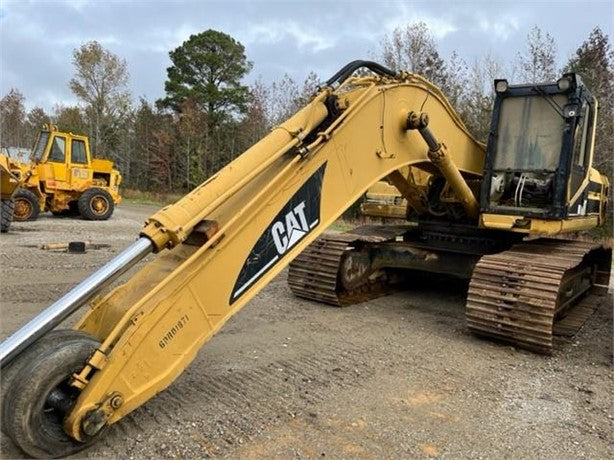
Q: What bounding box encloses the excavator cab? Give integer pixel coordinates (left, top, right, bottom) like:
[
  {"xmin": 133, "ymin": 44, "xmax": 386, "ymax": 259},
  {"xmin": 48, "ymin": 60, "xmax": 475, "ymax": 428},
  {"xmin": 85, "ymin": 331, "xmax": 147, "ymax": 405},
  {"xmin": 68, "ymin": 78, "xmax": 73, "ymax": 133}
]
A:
[{"xmin": 480, "ymin": 73, "xmax": 609, "ymax": 233}]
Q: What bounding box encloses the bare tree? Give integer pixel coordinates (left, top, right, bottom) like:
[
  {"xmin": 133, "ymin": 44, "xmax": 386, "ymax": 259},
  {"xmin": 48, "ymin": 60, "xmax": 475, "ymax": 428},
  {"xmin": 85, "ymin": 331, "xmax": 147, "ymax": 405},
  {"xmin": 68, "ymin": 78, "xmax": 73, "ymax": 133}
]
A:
[
  {"xmin": 69, "ymin": 41, "xmax": 131, "ymax": 158},
  {"xmin": 444, "ymin": 51, "xmax": 470, "ymax": 111},
  {"xmin": 242, "ymin": 78, "xmax": 270, "ymax": 146},
  {"xmin": 516, "ymin": 26, "xmax": 557, "ymax": 83},
  {"xmin": 460, "ymin": 54, "xmax": 504, "ymax": 142},
  {"xmin": 297, "ymin": 71, "xmax": 321, "ymax": 105},
  {"xmin": 379, "ymin": 22, "xmax": 449, "ymax": 88},
  {"xmin": 267, "ymin": 74, "xmax": 301, "ymax": 126},
  {"xmin": 0, "ymin": 89, "xmax": 28, "ymax": 148},
  {"xmin": 251, "ymin": 71, "xmax": 322, "ymax": 130}
]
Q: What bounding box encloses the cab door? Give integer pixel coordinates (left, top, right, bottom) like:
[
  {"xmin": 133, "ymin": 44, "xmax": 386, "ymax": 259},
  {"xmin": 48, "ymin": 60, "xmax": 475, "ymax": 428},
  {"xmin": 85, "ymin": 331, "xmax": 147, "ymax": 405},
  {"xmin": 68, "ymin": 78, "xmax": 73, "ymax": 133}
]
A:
[
  {"xmin": 46, "ymin": 134, "xmax": 69, "ymax": 185},
  {"xmin": 68, "ymin": 138, "xmax": 93, "ymax": 188}
]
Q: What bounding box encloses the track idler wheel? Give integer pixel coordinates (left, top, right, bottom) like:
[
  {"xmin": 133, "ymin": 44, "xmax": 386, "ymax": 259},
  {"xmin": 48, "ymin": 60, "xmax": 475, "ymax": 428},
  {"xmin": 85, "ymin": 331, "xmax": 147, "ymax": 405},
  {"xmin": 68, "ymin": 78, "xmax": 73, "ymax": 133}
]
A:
[
  {"xmin": 1, "ymin": 330, "xmax": 101, "ymax": 458},
  {"xmin": 339, "ymin": 250, "xmax": 372, "ymax": 291}
]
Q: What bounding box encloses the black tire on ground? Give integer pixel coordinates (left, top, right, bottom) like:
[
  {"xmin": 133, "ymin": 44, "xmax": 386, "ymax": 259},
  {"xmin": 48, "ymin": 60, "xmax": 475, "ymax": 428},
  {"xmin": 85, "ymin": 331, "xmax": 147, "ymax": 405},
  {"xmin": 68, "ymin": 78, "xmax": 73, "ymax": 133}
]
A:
[
  {"xmin": 52, "ymin": 202, "xmax": 80, "ymax": 217},
  {"xmin": 3, "ymin": 330, "xmax": 102, "ymax": 458},
  {"xmin": 0, "ymin": 198, "xmax": 15, "ymax": 232},
  {"xmin": 13, "ymin": 188, "xmax": 41, "ymax": 222},
  {"xmin": 77, "ymin": 188, "xmax": 114, "ymax": 221},
  {"xmin": 0, "ymin": 330, "xmax": 90, "ymax": 440},
  {"xmin": 68, "ymin": 201, "xmax": 80, "ymax": 215},
  {"xmin": 51, "ymin": 209, "xmax": 71, "ymax": 216}
]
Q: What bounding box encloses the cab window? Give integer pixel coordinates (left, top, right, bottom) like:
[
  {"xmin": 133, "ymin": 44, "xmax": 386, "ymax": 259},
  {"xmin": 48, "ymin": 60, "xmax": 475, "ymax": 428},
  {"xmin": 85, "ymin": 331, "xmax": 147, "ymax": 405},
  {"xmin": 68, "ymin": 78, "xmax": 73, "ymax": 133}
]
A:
[
  {"xmin": 33, "ymin": 132, "xmax": 50, "ymax": 161},
  {"xmin": 572, "ymin": 103, "xmax": 591, "ymax": 167},
  {"xmin": 48, "ymin": 136, "xmax": 66, "ymax": 162},
  {"xmin": 71, "ymin": 140, "xmax": 87, "ymax": 164}
]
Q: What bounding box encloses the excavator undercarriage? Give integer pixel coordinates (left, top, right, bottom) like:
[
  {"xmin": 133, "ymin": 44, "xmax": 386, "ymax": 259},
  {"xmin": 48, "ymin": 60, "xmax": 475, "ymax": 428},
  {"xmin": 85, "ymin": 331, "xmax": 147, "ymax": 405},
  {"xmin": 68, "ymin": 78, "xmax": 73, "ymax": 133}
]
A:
[{"xmin": 289, "ymin": 226, "xmax": 611, "ymax": 354}]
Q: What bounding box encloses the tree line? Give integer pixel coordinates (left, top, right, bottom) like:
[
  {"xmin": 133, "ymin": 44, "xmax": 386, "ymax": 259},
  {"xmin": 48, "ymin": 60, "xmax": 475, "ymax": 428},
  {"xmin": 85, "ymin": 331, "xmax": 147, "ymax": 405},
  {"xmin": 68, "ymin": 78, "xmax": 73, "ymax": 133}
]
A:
[{"xmin": 1, "ymin": 25, "xmax": 612, "ymax": 194}]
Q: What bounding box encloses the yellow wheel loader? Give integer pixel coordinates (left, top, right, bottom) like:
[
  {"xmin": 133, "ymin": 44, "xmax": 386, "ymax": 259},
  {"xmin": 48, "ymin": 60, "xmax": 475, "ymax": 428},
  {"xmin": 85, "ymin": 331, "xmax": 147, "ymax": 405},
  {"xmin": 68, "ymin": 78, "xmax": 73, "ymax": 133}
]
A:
[
  {"xmin": 0, "ymin": 61, "xmax": 610, "ymax": 458},
  {"xmin": 0, "ymin": 153, "xmax": 23, "ymax": 232},
  {"xmin": 12, "ymin": 124, "xmax": 121, "ymax": 222}
]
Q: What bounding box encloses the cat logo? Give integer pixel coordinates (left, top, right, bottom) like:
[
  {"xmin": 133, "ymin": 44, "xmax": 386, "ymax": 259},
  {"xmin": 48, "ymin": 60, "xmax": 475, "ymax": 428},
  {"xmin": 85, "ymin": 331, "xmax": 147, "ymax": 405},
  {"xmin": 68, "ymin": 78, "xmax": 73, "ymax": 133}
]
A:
[
  {"xmin": 272, "ymin": 202, "xmax": 316, "ymax": 255},
  {"xmin": 231, "ymin": 163, "xmax": 326, "ymax": 303}
]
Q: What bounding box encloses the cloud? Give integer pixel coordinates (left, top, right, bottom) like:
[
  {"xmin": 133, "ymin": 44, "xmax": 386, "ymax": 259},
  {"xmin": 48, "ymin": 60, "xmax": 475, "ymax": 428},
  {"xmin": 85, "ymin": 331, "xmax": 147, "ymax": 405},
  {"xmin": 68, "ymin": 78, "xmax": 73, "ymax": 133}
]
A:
[
  {"xmin": 382, "ymin": 5, "xmax": 458, "ymax": 40},
  {"xmin": 1, "ymin": 0, "xmax": 611, "ymax": 113},
  {"xmin": 241, "ymin": 21, "xmax": 334, "ymax": 53},
  {"xmin": 52, "ymin": 34, "xmax": 121, "ymax": 47},
  {"xmin": 59, "ymin": 0, "xmax": 89, "ymax": 11},
  {"xmin": 476, "ymin": 16, "xmax": 520, "ymax": 40},
  {"xmin": 140, "ymin": 24, "xmax": 201, "ymax": 54}
]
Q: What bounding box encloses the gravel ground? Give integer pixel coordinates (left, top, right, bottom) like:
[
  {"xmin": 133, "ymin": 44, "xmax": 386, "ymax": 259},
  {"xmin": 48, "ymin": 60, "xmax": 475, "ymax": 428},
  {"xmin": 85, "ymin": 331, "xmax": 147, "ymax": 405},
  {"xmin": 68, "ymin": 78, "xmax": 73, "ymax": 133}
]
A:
[{"xmin": 1, "ymin": 203, "xmax": 612, "ymax": 459}]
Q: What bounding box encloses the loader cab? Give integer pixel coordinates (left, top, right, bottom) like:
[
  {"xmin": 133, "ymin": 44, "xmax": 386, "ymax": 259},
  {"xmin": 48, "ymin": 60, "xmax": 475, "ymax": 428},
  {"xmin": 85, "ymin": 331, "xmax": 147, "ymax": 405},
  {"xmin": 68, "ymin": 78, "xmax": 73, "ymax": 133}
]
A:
[
  {"xmin": 480, "ymin": 73, "xmax": 605, "ymax": 230},
  {"xmin": 30, "ymin": 125, "xmax": 95, "ymax": 186},
  {"xmin": 32, "ymin": 125, "xmax": 91, "ymax": 167}
]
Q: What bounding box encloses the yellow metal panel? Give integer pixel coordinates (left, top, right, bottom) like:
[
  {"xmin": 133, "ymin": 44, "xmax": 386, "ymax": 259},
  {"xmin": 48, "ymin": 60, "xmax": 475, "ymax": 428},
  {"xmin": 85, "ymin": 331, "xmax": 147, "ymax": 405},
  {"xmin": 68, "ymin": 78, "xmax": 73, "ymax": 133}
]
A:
[
  {"xmin": 91, "ymin": 158, "xmax": 114, "ymax": 173},
  {"xmin": 480, "ymin": 213, "xmax": 600, "ymax": 234},
  {"xmin": 360, "ymin": 202, "xmax": 408, "ymax": 219},
  {"xmin": 0, "ymin": 154, "xmax": 21, "ymax": 199}
]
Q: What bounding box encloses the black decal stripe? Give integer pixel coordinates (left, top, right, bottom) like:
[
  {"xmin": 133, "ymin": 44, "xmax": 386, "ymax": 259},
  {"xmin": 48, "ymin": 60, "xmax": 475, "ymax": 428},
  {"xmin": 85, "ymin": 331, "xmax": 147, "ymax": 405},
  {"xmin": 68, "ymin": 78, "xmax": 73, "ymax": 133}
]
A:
[
  {"xmin": 588, "ymin": 181, "xmax": 602, "ymax": 193},
  {"xmin": 587, "ymin": 198, "xmax": 601, "ymax": 214},
  {"xmin": 570, "ymin": 193, "xmax": 586, "ymax": 212},
  {"xmin": 230, "ymin": 163, "xmax": 327, "ymax": 304}
]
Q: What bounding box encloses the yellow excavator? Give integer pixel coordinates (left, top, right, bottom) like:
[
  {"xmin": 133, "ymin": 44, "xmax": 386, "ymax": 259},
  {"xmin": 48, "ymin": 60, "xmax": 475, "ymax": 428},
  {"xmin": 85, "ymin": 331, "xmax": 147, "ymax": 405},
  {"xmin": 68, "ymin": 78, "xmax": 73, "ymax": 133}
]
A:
[{"xmin": 0, "ymin": 61, "xmax": 610, "ymax": 458}]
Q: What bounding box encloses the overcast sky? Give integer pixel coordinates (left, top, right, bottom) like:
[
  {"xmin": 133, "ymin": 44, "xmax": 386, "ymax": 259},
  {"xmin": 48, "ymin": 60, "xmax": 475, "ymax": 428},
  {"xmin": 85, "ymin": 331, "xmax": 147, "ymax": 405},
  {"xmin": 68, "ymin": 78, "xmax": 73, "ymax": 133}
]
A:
[{"xmin": 1, "ymin": 0, "xmax": 612, "ymax": 111}]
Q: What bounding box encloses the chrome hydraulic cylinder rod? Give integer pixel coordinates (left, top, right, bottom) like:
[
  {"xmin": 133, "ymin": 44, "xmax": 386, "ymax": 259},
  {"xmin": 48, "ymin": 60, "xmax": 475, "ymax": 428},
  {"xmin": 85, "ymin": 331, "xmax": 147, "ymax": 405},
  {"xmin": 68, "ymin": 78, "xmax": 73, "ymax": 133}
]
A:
[{"xmin": 0, "ymin": 237, "xmax": 153, "ymax": 368}]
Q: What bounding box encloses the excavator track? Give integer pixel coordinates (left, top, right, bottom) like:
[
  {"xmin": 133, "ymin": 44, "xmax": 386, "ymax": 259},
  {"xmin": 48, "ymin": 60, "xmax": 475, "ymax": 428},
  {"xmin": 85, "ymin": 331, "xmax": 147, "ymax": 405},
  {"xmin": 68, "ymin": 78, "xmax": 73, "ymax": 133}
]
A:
[
  {"xmin": 288, "ymin": 233, "xmax": 353, "ymax": 306},
  {"xmin": 466, "ymin": 239, "xmax": 611, "ymax": 354},
  {"xmin": 288, "ymin": 227, "xmax": 410, "ymax": 306}
]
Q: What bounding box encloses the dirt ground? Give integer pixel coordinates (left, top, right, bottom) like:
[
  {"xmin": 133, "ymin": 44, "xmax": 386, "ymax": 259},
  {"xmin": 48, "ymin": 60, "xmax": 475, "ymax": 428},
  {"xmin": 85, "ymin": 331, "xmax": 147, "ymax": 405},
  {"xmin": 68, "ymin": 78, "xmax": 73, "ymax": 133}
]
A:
[{"xmin": 1, "ymin": 203, "xmax": 612, "ymax": 459}]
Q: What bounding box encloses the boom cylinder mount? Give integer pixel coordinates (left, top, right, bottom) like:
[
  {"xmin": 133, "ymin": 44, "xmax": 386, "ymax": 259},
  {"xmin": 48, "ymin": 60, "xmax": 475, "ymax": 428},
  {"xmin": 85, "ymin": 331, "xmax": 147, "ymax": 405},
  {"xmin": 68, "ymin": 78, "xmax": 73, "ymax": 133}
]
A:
[{"xmin": 406, "ymin": 111, "xmax": 480, "ymax": 218}]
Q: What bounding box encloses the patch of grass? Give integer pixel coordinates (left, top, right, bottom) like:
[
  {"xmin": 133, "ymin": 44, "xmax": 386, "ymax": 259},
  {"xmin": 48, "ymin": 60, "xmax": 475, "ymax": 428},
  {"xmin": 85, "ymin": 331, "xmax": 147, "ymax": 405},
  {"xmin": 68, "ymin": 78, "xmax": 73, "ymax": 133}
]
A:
[
  {"xmin": 329, "ymin": 219, "xmax": 357, "ymax": 232},
  {"xmin": 329, "ymin": 216, "xmax": 403, "ymax": 232},
  {"xmin": 122, "ymin": 188, "xmax": 184, "ymax": 206}
]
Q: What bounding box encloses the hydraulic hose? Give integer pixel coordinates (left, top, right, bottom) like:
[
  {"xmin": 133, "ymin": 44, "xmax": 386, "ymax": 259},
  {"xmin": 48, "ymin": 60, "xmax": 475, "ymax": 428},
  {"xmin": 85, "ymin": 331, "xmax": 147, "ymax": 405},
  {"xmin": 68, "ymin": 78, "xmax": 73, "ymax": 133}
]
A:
[{"xmin": 326, "ymin": 60, "xmax": 396, "ymax": 87}]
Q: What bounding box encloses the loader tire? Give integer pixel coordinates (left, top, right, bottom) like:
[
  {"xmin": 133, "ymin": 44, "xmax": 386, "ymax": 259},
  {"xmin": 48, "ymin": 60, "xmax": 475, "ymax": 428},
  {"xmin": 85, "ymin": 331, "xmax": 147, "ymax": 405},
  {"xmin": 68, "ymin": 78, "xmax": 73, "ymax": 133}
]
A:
[
  {"xmin": 2, "ymin": 330, "xmax": 102, "ymax": 458},
  {"xmin": 78, "ymin": 188, "xmax": 114, "ymax": 220},
  {"xmin": 0, "ymin": 198, "xmax": 14, "ymax": 232},
  {"xmin": 13, "ymin": 188, "xmax": 40, "ymax": 221}
]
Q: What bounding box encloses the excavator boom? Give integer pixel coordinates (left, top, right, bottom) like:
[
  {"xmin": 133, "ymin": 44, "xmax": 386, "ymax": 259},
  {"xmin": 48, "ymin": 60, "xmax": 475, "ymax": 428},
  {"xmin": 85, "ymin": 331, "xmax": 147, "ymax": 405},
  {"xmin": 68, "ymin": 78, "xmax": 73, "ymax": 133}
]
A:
[{"xmin": 64, "ymin": 63, "xmax": 484, "ymax": 439}]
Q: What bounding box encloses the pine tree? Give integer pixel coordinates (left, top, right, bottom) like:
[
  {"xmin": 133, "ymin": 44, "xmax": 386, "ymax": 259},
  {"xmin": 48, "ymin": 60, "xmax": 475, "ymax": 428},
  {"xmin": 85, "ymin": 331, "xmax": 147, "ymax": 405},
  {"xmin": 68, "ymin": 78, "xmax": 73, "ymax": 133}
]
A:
[{"xmin": 564, "ymin": 27, "xmax": 614, "ymax": 231}]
